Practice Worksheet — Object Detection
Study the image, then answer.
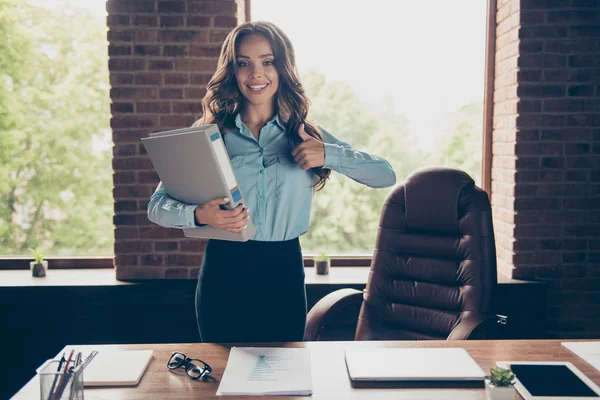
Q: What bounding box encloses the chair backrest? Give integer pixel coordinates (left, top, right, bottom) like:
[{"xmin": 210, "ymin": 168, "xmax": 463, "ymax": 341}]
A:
[{"xmin": 355, "ymin": 167, "xmax": 497, "ymax": 340}]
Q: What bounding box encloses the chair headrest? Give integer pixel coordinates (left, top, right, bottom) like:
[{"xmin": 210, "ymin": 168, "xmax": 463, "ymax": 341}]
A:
[{"xmin": 404, "ymin": 167, "xmax": 475, "ymax": 234}]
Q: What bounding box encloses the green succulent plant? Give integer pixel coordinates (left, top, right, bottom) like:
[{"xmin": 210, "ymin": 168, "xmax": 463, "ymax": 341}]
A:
[
  {"xmin": 314, "ymin": 251, "xmax": 329, "ymax": 262},
  {"xmin": 31, "ymin": 247, "xmax": 45, "ymax": 264},
  {"xmin": 486, "ymin": 367, "xmax": 515, "ymax": 387}
]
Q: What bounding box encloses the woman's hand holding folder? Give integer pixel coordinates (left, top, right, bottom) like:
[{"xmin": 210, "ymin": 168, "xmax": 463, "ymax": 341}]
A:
[{"xmin": 194, "ymin": 198, "xmax": 249, "ymax": 232}]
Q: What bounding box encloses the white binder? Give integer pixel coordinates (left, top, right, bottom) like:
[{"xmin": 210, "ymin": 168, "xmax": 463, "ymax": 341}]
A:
[{"xmin": 141, "ymin": 124, "xmax": 256, "ymax": 241}]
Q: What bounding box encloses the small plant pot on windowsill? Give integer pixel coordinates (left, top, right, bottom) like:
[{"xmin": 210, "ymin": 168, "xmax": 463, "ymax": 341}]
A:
[
  {"xmin": 485, "ymin": 380, "xmax": 515, "ymax": 400},
  {"xmin": 315, "ymin": 259, "xmax": 330, "ymax": 275},
  {"xmin": 30, "ymin": 261, "xmax": 48, "ymax": 277}
]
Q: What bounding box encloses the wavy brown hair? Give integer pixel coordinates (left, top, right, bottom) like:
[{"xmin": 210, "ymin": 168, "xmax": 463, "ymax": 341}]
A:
[{"xmin": 194, "ymin": 21, "xmax": 330, "ymax": 190}]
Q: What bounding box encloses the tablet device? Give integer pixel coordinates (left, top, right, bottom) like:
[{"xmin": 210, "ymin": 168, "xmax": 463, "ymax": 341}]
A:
[{"xmin": 496, "ymin": 361, "xmax": 600, "ymax": 399}]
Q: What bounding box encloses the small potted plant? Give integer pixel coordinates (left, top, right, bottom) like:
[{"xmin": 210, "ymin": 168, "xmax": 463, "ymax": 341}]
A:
[
  {"xmin": 485, "ymin": 367, "xmax": 515, "ymax": 400},
  {"xmin": 30, "ymin": 247, "xmax": 48, "ymax": 277},
  {"xmin": 314, "ymin": 251, "xmax": 330, "ymax": 275}
]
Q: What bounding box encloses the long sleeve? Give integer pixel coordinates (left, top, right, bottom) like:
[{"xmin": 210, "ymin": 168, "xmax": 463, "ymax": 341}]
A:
[
  {"xmin": 319, "ymin": 126, "xmax": 396, "ymax": 188},
  {"xmin": 147, "ymin": 182, "xmax": 199, "ymax": 229}
]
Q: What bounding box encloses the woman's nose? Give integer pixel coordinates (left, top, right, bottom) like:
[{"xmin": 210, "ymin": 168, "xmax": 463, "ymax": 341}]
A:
[{"xmin": 250, "ymin": 66, "xmax": 263, "ymax": 78}]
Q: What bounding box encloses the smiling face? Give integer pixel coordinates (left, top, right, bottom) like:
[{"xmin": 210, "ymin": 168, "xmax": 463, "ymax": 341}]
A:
[{"xmin": 234, "ymin": 33, "xmax": 279, "ymax": 110}]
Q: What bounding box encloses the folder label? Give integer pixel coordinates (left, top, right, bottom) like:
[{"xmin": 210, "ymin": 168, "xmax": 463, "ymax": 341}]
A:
[{"xmin": 231, "ymin": 189, "xmax": 242, "ymax": 203}]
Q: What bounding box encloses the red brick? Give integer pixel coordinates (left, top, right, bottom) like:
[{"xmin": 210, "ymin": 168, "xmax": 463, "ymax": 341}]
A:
[
  {"xmin": 106, "ymin": 0, "xmax": 156, "ymax": 13},
  {"xmin": 115, "ymin": 227, "xmax": 139, "ymax": 240},
  {"xmin": 188, "ymin": 1, "xmax": 237, "ymax": 15},
  {"xmin": 111, "ymin": 115, "xmax": 159, "ymax": 129},
  {"xmin": 134, "ymin": 45, "xmax": 161, "ymax": 56},
  {"xmin": 148, "ymin": 60, "xmax": 174, "ymax": 70},
  {"xmin": 173, "ymin": 58, "xmax": 217, "ymax": 72},
  {"xmin": 113, "ymin": 144, "xmax": 137, "ymax": 157},
  {"xmin": 111, "ymin": 87, "xmax": 158, "ymax": 99},
  {"xmin": 191, "ymin": 73, "xmax": 212, "ymax": 85},
  {"xmin": 114, "ymin": 241, "xmax": 152, "ymax": 254},
  {"xmin": 209, "ymin": 29, "xmax": 231, "ymax": 43},
  {"xmin": 107, "ymin": 15, "xmax": 130, "ymax": 27},
  {"xmin": 141, "ymin": 254, "xmax": 164, "ymax": 266},
  {"xmin": 190, "ymin": 45, "xmax": 222, "ymax": 57},
  {"xmin": 180, "ymin": 240, "xmax": 207, "ymax": 252},
  {"xmin": 107, "ymin": 30, "xmax": 134, "ymax": 42},
  {"xmin": 114, "ymin": 171, "xmax": 136, "ymax": 184},
  {"xmin": 173, "ymin": 101, "xmax": 203, "ymax": 114},
  {"xmin": 108, "ymin": 45, "xmax": 132, "ymax": 56},
  {"xmin": 159, "ymin": 30, "xmax": 209, "ymax": 43},
  {"xmin": 110, "ymin": 73, "xmax": 134, "ymax": 85},
  {"xmin": 214, "ymin": 16, "xmax": 237, "ymax": 28},
  {"xmin": 187, "ymin": 16, "xmax": 211, "ymax": 27},
  {"xmin": 165, "ymin": 268, "xmax": 191, "ymax": 279},
  {"xmin": 137, "ymin": 101, "xmax": 171, "ymax": 114},
  {"xmin": 115, "ymin": 200, "xmax": 138, "ymax": 212},
  {"xmin": 185, "ymin": 87, "xmax": 207, "ymax": 99},
  {"xmin": 164, "ymin": 73, "xmax": 190, "ymax": 85},
  {"xmin": 155, "ymin": 242, "xmax": 179, "ymax": 251},
  {"xmin": 160, "ymin": 115, "xmax": 196, "ymax": 126},
  {"xmin": 140, "ymin": 226, "xmax": 168, "ymax": 239},
  {"xmin": 133, "ymin": 16, "xmax": 158, "ymax": 27},
  {"xmin": 164, "ymin": 45, "xmax": 188, "ymax": 57},
  {"xmin": 159, "ymin": 88, "xmax": 184, "ymax": 99},
  {"xmin": 134, "ymin": 73, "xmax": 162, "ymax": 85},
  {"xmin": 160, "ymin": 15, "xmax": 185, "ymax": 27},
  {"xmin": 111, "ymin": 102, "xmax": 134, "ymax": 113},
  {"xmin": 113, "ymin": 185, "xmax": 152, "ymax": 199},
  {"xmin": 138, "ymin": 171, "xmax": 159, "ymax": 184},
  {"xmin": 115, "ymin": 255, "xmax": 139, "ymax": 267},
  {"xmin": 109, "ymin": 59, "xmax": 145, "ymax": 71},
  {"xmin": 113, "ymin": 129, "xmax": 147, "ymax": 143},
  {"xmin": 158, "ymin": 1, "xmax": 186, "ymax": 13},
  {"xmin": 134, "ymin": 30, "xmax": 158, "ymax": 42}
]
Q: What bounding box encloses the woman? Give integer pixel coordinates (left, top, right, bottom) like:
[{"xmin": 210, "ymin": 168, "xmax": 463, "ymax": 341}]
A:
[{"xmin": 147, "ymin": 21, "xmax": 396, "ymax": 343}]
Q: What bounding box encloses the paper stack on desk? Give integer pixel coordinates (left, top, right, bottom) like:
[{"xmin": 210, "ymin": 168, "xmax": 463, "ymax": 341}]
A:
[
  {"xmin": 562, "ymin": 342, "xmax": 600, "ymax": 372},
  {"xmin": 216, "ymin": 347, "xmax": 313, "ymax": 396}
]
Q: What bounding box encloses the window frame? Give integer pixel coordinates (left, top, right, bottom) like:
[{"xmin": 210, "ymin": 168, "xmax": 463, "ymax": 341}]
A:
[{"xmin": 0, "ymin": 0, "xmax": 494, "ymax": 270}]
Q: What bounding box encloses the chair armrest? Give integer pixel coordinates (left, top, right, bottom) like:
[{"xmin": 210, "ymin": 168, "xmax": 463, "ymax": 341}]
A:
[
  {"xmin": 304, "ymin": 288, "xmax": 364, "ymax": 341},
  {"xmin": 447, "ymin": 313, "xmax": 508, "ymax": 340}
]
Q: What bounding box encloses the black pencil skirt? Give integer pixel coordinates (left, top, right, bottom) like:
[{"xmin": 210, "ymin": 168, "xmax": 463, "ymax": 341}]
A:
[{"xmin": 195, "ymin": 237, "xmax": 307, "ymax": 343}]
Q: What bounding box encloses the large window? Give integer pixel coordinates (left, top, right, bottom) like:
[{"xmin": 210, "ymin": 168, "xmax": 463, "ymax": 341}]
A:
[
  {"xmin": 252, "ymin": 0, "xmax": 487, "ymax": 255},
  {"xmin": 0, "ymin": 0, "xmax": 112, "ymax": 257}
]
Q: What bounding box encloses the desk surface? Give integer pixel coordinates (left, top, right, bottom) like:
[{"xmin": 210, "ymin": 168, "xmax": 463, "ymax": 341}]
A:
[{"xmin": 12, "ymin": 340, "xmax": 599, "ymax": 399}]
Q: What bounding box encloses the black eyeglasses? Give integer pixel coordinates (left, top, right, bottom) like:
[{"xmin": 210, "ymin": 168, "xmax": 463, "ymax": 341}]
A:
[{"xmin": 167, "ymin": 351, "xmax": 212, "ymax": 380}]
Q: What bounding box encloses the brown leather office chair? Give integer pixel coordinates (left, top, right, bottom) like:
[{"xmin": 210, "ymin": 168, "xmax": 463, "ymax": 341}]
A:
[{"xmin": 305, "ymin": 167, "xmax": 502, "ymax": 341}]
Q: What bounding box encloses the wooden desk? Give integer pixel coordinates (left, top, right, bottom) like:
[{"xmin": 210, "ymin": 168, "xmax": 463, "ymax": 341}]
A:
[{"xmin": 14, "ymin": 340, "xmax": 597, "ymax": 399}]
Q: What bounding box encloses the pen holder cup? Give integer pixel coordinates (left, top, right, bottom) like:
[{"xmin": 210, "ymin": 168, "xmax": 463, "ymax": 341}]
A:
[{"xmin": 38, "ymin": 359, "xmax": 84, "ymax": 400}]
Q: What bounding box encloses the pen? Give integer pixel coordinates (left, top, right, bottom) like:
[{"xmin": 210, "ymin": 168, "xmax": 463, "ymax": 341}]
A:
[
  {"xmin": 51, "ymin": 349, "xmax": 74, "ymax": 400},
  {"xmin": 47, "ymin": 353, "xmax": 65, "ymax": 400}
]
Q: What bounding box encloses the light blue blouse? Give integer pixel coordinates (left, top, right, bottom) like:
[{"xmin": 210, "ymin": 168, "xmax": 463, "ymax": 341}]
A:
[{"xmin": 147, "ymin": 113, "xmax": 396, "ymax": 241}]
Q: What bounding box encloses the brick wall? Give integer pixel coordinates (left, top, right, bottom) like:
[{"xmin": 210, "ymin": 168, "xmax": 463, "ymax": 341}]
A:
[
  {"xmin": 108, "ymin": 0, "xmax": 245, "ymax": 280},
  {"xmin": 492, "ymin": 0, "xmax": 600, "ymax": 338}
]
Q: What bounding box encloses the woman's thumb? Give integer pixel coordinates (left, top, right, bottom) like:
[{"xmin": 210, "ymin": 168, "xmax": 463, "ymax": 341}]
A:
[{"xmin": 298, "ymin": 123, "xmax": 310, "ymax": 141}]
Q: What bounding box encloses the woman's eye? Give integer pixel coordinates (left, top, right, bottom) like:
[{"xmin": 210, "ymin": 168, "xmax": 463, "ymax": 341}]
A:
[
  {"xmin": 264, "ymin": 60, "xmax": 274, "ymax": 66},
  {"xmin": 236, "ymin": 61, "xmax": 248, "ymax": 67}
]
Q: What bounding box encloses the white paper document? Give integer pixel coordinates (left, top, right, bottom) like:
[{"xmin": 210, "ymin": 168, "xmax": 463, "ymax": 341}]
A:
[
  {"xmin": 216, "ymin": 347, "xmax": 313, "ymax": 396},
  {"xmin": 562, "ymin": 342, "xmax": 600, "ymax": 372}
]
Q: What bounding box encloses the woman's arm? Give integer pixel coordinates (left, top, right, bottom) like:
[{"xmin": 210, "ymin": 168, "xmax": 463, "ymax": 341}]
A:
[
  {"xmin": 319, "ymin": 126, "xmax": 396, "ymax": 188},
  {"xmin": 147, "ymin": 182, "xmax": 200, "ymax": 229}
]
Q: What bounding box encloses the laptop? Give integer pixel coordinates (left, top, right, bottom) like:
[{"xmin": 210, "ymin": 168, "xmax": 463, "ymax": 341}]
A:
[{"xmin": 344, "ymin": 348, "xmax": 486, "ymax": 382}]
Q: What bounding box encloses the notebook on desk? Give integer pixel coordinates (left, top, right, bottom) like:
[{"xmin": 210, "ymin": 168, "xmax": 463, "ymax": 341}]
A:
[
  {"xmin": 82, "ymin": 350, "xmax": 153, "ymax": 386},
  {"xmin": 344, "ymin": 348, "xmax": 486, "ymax": 382}
]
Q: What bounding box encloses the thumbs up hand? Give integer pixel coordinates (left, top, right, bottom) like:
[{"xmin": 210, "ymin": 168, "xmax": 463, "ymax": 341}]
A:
[{"xmin": 291, "ymin": 123, "xmax": 325, "ymax": 171}]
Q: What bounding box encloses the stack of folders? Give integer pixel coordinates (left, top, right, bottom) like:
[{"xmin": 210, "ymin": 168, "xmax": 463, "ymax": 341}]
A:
[
  {"xmin": 141, "ymin": 125, "xmax": 256, "ymax": 241},
  {"xmin": 216, "ymin": 347, "xmax": 313, "ymax": 396}
]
